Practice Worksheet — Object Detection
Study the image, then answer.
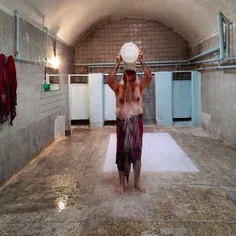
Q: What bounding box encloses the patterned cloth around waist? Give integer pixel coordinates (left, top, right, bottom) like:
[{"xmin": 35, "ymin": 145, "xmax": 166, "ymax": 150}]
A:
[{"xmin": 116, "ymin": 114, "xmax": 143, "ymax": 182}]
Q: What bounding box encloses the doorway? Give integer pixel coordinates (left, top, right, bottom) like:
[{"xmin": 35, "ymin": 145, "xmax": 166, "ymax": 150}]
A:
[{"xmin": 172, "ymin": 72, "xmax": 192, "ymax": 125}]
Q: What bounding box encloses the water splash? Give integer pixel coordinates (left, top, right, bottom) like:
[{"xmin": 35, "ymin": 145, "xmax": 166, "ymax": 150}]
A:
[{"xmin": 119, "ymin": 79, "xmax": 142, "ymax": 182}]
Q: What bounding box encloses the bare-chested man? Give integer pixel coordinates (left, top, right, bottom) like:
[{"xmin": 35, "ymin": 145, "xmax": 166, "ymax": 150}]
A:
[{"xmin": 106, "ymin": 48, "xmax": 152, "ymax": 194}]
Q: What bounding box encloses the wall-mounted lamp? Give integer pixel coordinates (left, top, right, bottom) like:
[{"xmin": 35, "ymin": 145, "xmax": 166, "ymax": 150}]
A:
[
  {"xmin": 48, "ymin": 38, "xmax": 60, "ymax": 69},
  {"xmin": 50, "ymin": 55, "xmax": 59, "ymax": 69}
]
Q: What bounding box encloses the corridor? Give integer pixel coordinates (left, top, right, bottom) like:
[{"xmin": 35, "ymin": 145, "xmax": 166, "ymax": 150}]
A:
[{"xmin": 0, "ymin": 126, "xmax": 236, "ymax": 235}]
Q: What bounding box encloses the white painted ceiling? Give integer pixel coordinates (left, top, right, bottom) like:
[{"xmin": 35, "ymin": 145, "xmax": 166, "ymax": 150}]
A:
[{"xmin": 0, "ymin": 0, "xmax": 236, "ymax": 46}]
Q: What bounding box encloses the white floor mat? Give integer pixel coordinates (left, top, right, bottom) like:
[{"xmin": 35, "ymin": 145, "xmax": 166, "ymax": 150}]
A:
[{"xmin": 103, "ymin": 133, "xmax": 198, "ymax": 172}]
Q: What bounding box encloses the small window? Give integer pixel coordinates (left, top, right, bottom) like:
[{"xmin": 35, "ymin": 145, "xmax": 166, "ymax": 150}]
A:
[
  {"xmin": 70, "ymin": 76, "xmax": 88, "ymax": 84},
  {"xmin": 43, "ymin": 67, "xmax": 60, "ymax": 91},
  {"xmin": 173, "ymin": 72, "xmax": 191, "ymax": 81},
  {"xmin": 47, "ymin": 74, "xmax": 60, "ymax": 91}
]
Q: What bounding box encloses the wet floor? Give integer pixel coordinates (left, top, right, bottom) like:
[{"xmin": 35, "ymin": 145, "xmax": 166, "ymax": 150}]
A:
[{"xmin": 0, "ymin": 126, "xmax": 236, "ymax": 235}]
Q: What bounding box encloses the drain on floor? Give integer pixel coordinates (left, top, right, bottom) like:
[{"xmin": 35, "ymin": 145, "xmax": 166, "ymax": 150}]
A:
[{"xmin": 226, "ymin": 190, "xmax": 236, "ymax": 202}]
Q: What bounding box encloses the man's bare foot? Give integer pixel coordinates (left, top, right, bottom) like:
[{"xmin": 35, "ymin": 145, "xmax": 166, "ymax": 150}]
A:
[
  {"xmin": 116, "ymin": 185, "xmax": 125, "ymax": 194},
  {"xmin": 135, "ymin": 183, "xmax": 146, "ymax": 193}
]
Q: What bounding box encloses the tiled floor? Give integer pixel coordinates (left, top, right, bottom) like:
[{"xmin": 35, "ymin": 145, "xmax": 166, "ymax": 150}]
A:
[{"xmin": 0, "ymin": 126, "xmax": 236, "ymax": 235}]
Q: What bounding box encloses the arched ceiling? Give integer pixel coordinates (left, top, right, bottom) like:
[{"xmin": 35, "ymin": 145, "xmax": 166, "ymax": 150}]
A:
[{"xmin": 0, "ymin": 0, "xmax": 236, "ymax": 46}]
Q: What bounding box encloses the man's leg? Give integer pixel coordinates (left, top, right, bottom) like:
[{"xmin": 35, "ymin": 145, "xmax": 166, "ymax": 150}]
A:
[
  {"xmin": 133, "ymin": 160, "xmax": 146, "ymax": 192},
  {"xmin": 117, "ymin": 171, "xmax": 125, "ymax": 194},
  {"xmin": 116, "ymin": 118, "xmax": 126, "ymax": 194}
]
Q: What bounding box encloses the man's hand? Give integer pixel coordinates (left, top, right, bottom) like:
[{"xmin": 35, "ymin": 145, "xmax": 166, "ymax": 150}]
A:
[
  {"xmin": 116, "ymin": 53, "xmax": 122, "ymax": 64},
  {"xmin": 138, "ymin": 48, "xmax": 143, "ymax": 60}
]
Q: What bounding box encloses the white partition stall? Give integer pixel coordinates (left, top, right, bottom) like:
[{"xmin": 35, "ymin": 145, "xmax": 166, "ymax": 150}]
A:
[
  {"xmin": 104, "ymin": 84, "xmax": 116, "ymax": 121},
  {"xmin": 103, "ymin": 73, "xmax": 124, "ymax": 121},
  {"xmin": 68, "ymin": 75, "xmax": 89, "ymax": 122},
  {"xmin": 70, "ymin": 84, "xmax": 89, "ymax": 119},
  {"xmin": 88, "ymin": 73, "xmax": 104, "ymax": 127}
]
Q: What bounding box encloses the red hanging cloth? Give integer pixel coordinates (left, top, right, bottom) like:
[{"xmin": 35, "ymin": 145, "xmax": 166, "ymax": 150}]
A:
[
  {"xmin": 0, "ymin": 54, "xmax": 10, "ymax": 124},
  {"xmin": 6, "ymin": 55, "xmax": 17, "ymax": 125}
]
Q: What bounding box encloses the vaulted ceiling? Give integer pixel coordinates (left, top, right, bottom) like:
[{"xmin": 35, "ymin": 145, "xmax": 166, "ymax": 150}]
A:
[{"xmin": 0, "ymin": 0, "xmax": 236, "ymax": 46}]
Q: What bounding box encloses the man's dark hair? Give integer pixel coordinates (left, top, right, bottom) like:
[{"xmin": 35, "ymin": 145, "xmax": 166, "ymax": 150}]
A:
[{"xmin": 124, "ymin": 69, "xmax": 136, "ymax": 76}]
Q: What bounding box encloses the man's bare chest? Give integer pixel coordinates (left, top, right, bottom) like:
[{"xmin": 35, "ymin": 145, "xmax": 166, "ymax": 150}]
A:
[{"xmin": 117, "ymin": 86, "xmax": 141, "ymax": 105}]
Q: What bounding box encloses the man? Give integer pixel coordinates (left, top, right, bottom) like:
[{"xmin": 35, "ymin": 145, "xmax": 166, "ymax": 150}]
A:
[{"xmin": 106, "ymin": 48, "xmax": 152, "ymax": 194}]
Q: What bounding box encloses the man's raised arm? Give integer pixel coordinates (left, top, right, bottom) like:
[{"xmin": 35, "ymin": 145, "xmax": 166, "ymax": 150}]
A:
[
  {"xmin": 106, "ymin": 54, "xmax": 122, "ymax": 93},
  {"xmin": 138, "ymin": 48, "xmax": 152, "ymax": 91}
]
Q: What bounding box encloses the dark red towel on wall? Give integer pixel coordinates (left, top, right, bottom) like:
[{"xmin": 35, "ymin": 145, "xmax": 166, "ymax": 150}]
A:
[
  {"xmin": 6, "ymin": 56, "xmax": 17, "ymax": 125},
  {"xmin": 0, "ymin": 54, "xmax": 10, "ymax": 124}
]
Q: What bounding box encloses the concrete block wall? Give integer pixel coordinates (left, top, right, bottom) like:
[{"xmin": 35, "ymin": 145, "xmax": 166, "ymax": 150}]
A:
[
  {"xmin": 191, "ymin": 24, "xmax": 236, "ymax": 148},
  {"xmin": 0, "ymin": 9, "xmax": 74, "ymax": 184},
  {"xmin": 75, "ymin": 18, "xmax": 189, "ymax": 124},
  {"xmin": 201, "ymin": 70, "xmax": 236, "ymax": 147}
]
